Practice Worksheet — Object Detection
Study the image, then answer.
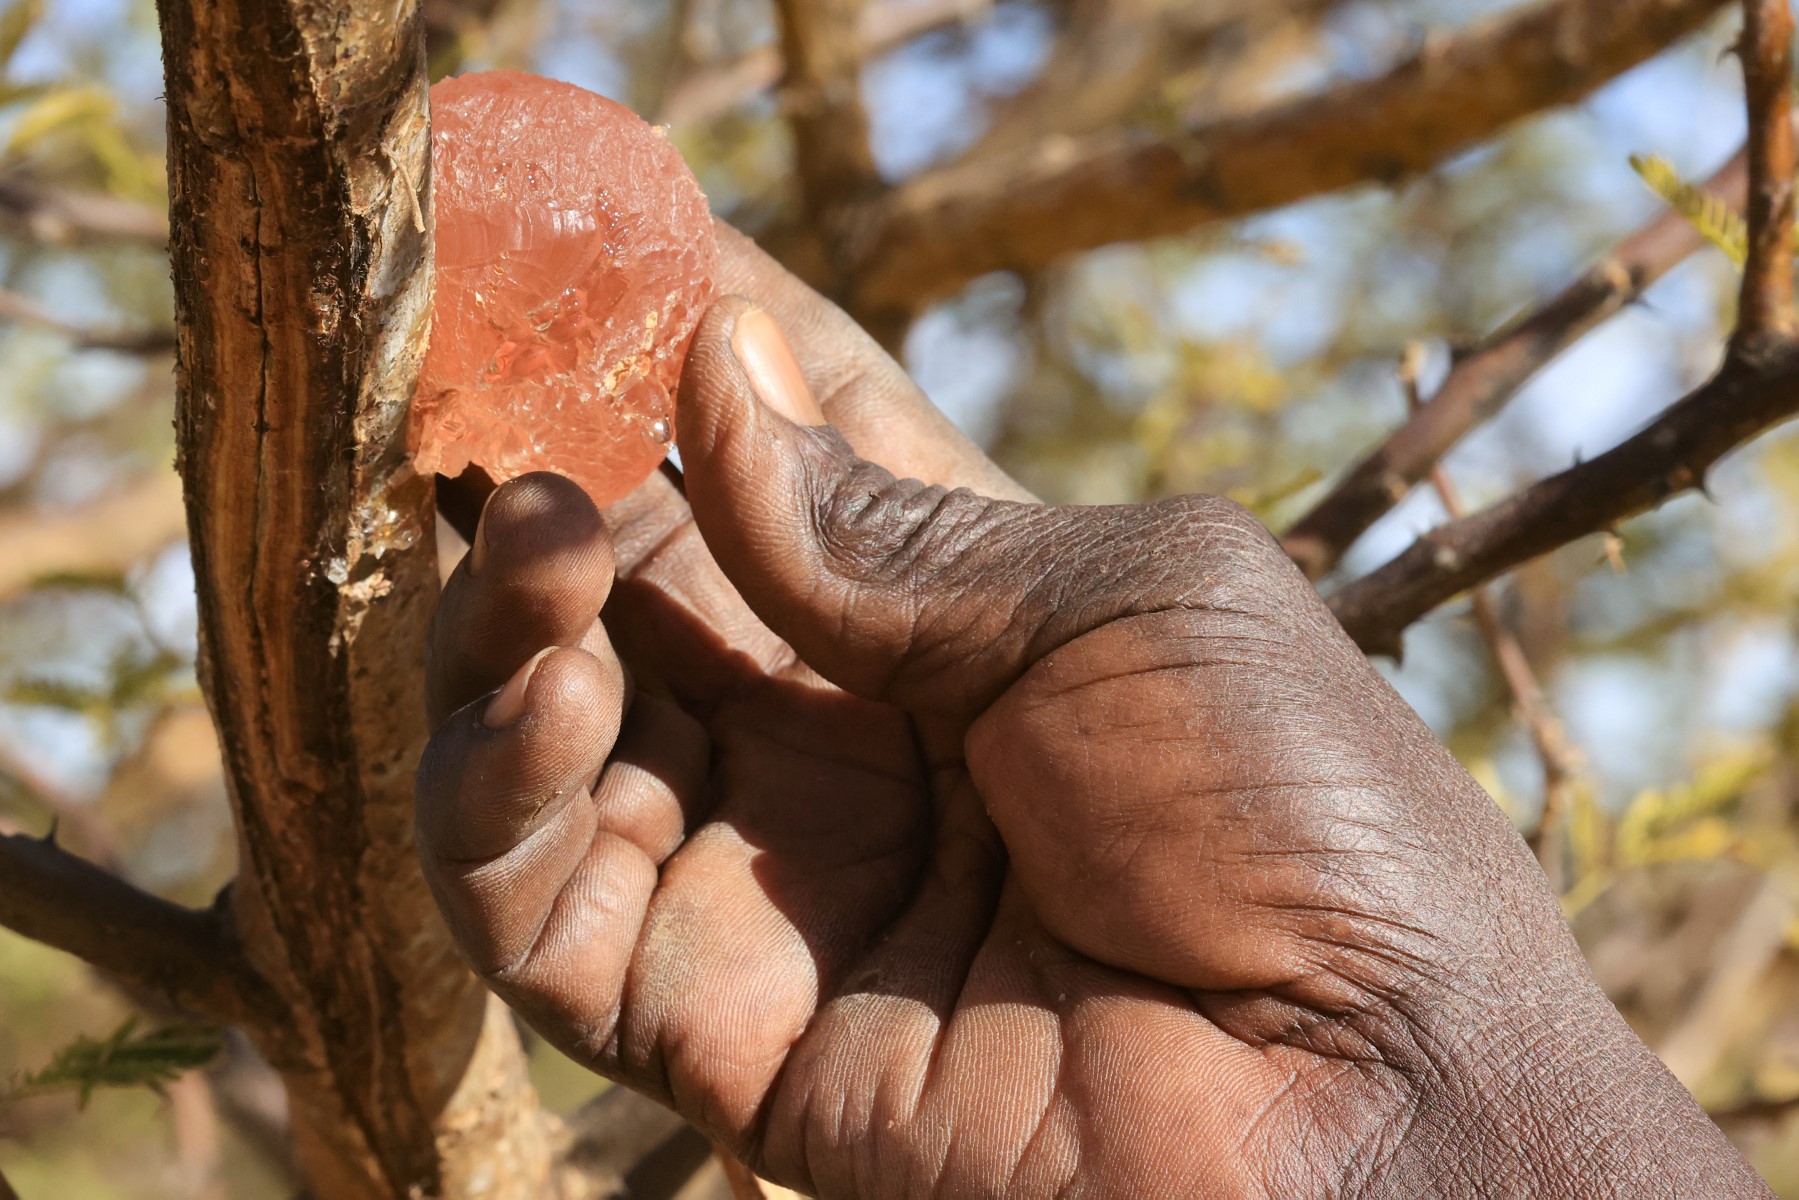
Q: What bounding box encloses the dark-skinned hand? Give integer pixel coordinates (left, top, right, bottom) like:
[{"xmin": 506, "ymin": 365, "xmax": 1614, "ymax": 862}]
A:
[{"xmin": 414, "ymin": 225, "xmax": 1771, "ymax": 1199}]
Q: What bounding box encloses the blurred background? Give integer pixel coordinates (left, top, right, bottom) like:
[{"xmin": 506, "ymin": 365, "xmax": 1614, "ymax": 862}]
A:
[{"xmin": 0, "ymin": 0, "xmax": 1797, "ymax": 1193}]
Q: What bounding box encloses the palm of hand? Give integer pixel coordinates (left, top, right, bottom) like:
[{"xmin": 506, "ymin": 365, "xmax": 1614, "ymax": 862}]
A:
[
  {"xmin": 415, "ymin": 227, "xmax": 1573, "ymax": 1199},
  {"xmin": 424, "ymin": 470, "xmax": 1429, "ymax": 1199}
]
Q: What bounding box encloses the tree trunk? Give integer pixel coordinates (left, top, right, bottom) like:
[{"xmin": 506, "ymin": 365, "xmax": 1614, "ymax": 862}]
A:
[{"xmin": 155, "ymin": 0, "xmax": 554, "ymax": 1194}]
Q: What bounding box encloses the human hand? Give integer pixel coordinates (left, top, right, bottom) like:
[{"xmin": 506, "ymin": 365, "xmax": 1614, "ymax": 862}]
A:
[{"xmin": 415, "ymin": 227, "xmax": 1768, "ymax": 1198}]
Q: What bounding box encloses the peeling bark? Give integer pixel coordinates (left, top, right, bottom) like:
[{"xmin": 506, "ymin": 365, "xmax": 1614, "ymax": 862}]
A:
[{"xmin": 154, "ymin": 0, "xmax": 553, "ymax": 1194}]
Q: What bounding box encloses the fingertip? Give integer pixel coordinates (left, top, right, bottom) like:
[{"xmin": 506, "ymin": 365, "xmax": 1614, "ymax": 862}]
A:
[
  {"xmin": 428, "ymin": 472, "xmax": 619, "ymax": 724},
  {"xmin": 474, "ymin": 471, "xmax": 611, "ymax": 579},
  {"xmin": 488, "ymin": 643, "xmax": 625, "ymax": 745},
  {"xmin": 675, "ymin": 296, "xmax": 757, "ymax": 467},
  {"xmin": 418, "ymin": 645, "xmax": 624, "ymax": 867},
  {"xmin": 731, "ymin": 308, "xmax": 825, "ymax": 427},
  {"xmin": 483, "ymin": 645, "xmax": 554, "ymax": 729},
  {"xmin": 678, "ymin": 299, "xmax": 831, "ymax": 463}
]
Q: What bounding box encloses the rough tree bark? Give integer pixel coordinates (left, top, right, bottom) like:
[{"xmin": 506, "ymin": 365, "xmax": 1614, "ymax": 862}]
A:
[{"xmin": 155, "ymin": 0, "xmax": 554, "ymax": 1195}]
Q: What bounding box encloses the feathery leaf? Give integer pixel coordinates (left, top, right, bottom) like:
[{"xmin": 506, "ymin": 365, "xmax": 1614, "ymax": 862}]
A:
[{"xmin": 1630, "ymin": 152, "xmax": 1750, "ymax": 267}]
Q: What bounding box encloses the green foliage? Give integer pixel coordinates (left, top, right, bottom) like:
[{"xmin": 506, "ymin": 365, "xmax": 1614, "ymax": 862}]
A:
[
  {"xmin": 1613, "ymin": 746, "xmax": 1774, "ymax": 866},
  {"xmin": 6, "ymin": 1018, "xmax": 219, "ymax": 1108},
  {"xmin": 0, "ymin": 0, "xmax": 39, "ymax": 68},
  {"xmin": 1629, "ymin": 152, "xmax": 1750, "ymax": 267},
  {"xmin": 5, "ymin": 646, "xmax": 186, "ymax": 722},
  {"xmin": 22, "ymin": 569, "xmax": 133, "ymax": 595},
  {"xmin": 1563, "ymin": 745, "xmax": 1783, "ymax": 915}
]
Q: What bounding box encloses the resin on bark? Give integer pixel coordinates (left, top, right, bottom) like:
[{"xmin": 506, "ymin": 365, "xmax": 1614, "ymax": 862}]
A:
[{"xmin": 412, "ymin": 70, "xmax": 718, "ymax": 504}]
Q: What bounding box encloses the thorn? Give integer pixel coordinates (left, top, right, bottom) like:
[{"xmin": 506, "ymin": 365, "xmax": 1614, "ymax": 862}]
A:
[
  {"xmin": 41, "ymin": 816, "xmax": 60, "ymax": 847},
  {"xmin": 1601, "ymin": 530, "xmax": 1627, "ymax": 573}
]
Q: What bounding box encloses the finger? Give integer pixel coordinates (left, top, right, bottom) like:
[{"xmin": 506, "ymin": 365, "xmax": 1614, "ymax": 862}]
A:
[
  {"xmin": 610, "ymin": 679, "xmax": 931, "ymax": 1138},
  {"xmin": 713, "ymin": 222, "xmax": 1033, "ymax": 502},
  {"xmin": 674, "ymin": 298, "xmax": 1298, "ymax": 722},
  {"xmin": 417, "ymin": 647, "xmax": 626, "ymax": 971},
  {"xmin": 592, "ymin": 690, "xmax": 711, "ymax": 863},
  {"xmin": 415, "ymin": 646, "xmax": 667, "ymax": 1054},
  {"xmin": 601, "ymin": 469, "xmax": 797, "ymax": 709},
  {"xmin": 601, "ymin": 227, "xmax": 1042, "ymax": 704},
  {"xmin": 427, "ymin": 472, "xmax": 615, "ymax": 724}
]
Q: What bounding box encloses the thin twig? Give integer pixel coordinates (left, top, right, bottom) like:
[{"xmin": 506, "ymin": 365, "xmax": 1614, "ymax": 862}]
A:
[
  {"xmin": 206, "ymin": 1030, "xmax": 298, "ymax": 1181},
  {"xmin": 0, "ymin": 742, "xmax": 124, "ymax": 871},
  {"xmin": 0, "ymin": 830, "xmax": 263, "ymax": 1027},
  {"xmin": 0, "ymin": 175, "xmax": 167, "ymax": 246},
  {"xmin": 559, "ymin": 1084, "xmax": 711, "ymax": 1196},
  {"xmin": 715, "ymin": 1147, "xmax": 770, "ymax": 1200},
  {"xmin": 712, "ymin": 1147, "xmax": 807, "ymax": 1200},
  {"xmin": 1710, "ymin": 1092, "xmax": 1799, "ymax": 1127},
  {"xmin": 1656, "ymin": 872, "xmax": 1795, "ymax": 1088},
  {"xmin": 1735, "ymin": 0, "xmax": 1796, "ymax": 339},
  {"xmin": 0, "ymin": 287, "xmax": 177, "ymax": 354},
  {"xmin": 1283, "ymin": 145, "xmax": 1751, "ymax": 580},
  {"xmin": 1329, "ymin": 0, "xmax": 1799, "ymax": 656},
  {"xmin": 773, "ymin": 0, "xmax": 883, "ymax": 217},
  {"xmin": 1398, "ymin": 346, "xmax": 1584, "ymax": 887},
  {"xmin": 957, "ymin": 0, "xmax": 1337, "ymax": 163},
  {"xmin": 167, "ymin": 1070, "xmax": 226, "ymax": 1200},
  {"xmin": 0, "ymin": 469, "xmax": 187, "ymax": 601},
  {"xmin": 1328, "ymin": 342, "xmax": 1799, "ymax": 655}
]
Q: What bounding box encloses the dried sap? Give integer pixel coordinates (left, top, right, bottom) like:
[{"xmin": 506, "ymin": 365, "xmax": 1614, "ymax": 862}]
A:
[{"xmin": 411, "ymin": 70, "xmax": 718, "ymax": 504}]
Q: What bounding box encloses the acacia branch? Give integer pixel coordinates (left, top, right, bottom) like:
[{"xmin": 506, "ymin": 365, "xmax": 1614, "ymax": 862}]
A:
[
  {"xmin": 1329, "ymin": 0, "xmax": 1799, "ymax": 655},
  {"xmin": 774, "ymin": 0, "xmax": 882, "ymax": 216},
  {"xmin": 0, "ymin": 741, "xmax": 124, "ymax": 868},
  {"xmin": 1282, "ymin": 145, "xmax": 1751, "ymax": 580},
  {"xmin": 0, "ymin": 286, "xmax": 177, "ymax": 354},
  {"xmin": 1736, "ymin": 0, "xmax": 1796, "ymax": 338},
  {"xmin": 839, "ymin": 0, "xmax": 1729, "ymax": 319},
  {"xmin": 156, "ymin": 0, "xmax": 554, "ymax": 1189},
  {"xmin": 0, "ymin": 175, "xmax": 167, "ymax": 246},
  {"xmin": 1710, "ymin": 1092, "xmax": 1799, "ymax": 1128},
  {"xmin": 1327, "ymin": 341, "xmax": 1799, "ymax": 655},
  {"xmin": 0, "ymin": 830, "xmax": 260, "ymax": 1025},
  {"xmin": 1398, "ymin": 347, "xmax": 1584, "ymax": 886},
  {"xmin": 956, "ymin": 0, "xmax": 1335, "ymax": 164}
]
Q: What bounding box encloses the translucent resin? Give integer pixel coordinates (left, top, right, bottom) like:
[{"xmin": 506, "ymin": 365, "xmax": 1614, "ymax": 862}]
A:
[{"xmin": 411, "ymin": 70, "xmax": 718, "ymax": 504}]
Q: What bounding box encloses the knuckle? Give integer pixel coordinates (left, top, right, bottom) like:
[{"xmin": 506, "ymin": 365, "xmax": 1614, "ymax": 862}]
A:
[
  {"xmin": 812, "ymin": 456, "xmax": 1000, "ymax": 587},
  {"xmin": 1146, "ymin": 492, "xmax": 1307, "ymax": 610},
  {"xmin": 1153, "ymin": 492, "xmax": 1276, "ymax": 558}
]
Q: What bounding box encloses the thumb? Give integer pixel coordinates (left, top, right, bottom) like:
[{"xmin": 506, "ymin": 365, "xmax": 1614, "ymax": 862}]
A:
[{"xmin": 675, "ymin": 297, "xmax": 1286, "ymax": 722}]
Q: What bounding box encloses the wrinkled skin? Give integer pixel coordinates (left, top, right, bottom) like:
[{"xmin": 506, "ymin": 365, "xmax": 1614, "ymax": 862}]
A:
[{"xmin": 415, "ymin": 226, "xmax": 1770, "ymax": 1198}]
